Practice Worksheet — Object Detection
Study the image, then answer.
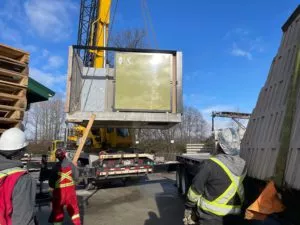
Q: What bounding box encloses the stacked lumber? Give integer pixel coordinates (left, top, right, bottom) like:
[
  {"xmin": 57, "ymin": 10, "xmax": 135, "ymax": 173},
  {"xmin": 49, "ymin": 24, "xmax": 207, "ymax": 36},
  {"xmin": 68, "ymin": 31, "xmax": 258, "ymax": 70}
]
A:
[{"xmin": 0, "ymin": 44, "xmax": 29, "ymax": 134}]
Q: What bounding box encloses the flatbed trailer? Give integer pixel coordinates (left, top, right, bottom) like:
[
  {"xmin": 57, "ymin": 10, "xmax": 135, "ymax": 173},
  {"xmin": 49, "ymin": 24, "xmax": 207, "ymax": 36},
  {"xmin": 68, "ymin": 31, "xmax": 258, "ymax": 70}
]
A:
[
  {"xmin": 40, "ymin": 151, "xmax": 154, "ymax": 188},
  {"xmin": 64, "ymin": 151, "xmax": 154, "ymax": 187},
  {"xmin": 82, "ymin": 153, "xmax": 154, "ymax": 184},
  {"xmin": 175, "ymin": 153, "xmax": 211, "ymax": 195}
]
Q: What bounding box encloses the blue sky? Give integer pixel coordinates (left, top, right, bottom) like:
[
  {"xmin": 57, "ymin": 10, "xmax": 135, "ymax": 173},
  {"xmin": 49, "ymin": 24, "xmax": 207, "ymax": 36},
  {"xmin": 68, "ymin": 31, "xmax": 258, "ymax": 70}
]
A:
[{"xmin": 0, "ymin": 0, "xmax": 298, "ymax": 127}]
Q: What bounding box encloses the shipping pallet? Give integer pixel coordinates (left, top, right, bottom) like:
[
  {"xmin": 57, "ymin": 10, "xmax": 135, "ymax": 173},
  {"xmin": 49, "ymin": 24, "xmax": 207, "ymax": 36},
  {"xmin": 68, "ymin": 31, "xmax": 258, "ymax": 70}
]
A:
[{"xmin": 0, "ymin": 44, "xmax": 29, "ymax": 134}]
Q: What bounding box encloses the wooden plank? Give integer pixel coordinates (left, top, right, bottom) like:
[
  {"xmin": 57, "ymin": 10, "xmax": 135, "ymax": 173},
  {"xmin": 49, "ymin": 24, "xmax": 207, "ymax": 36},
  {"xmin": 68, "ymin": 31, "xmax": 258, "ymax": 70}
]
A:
[
  {"xmin": 5, "ymin": 110, "xmax": 24, "ymax": 120},
  {"xmin": 0, "ymin": 74, "xmax": 28, "ymax": 86},
  {"xmin": 0, "ymin": 117, "xmax": 20, "ymax": 123},
  {"xmin": 0, "ymin": 67, "xmax": 28, "ymax": 78},
  {"xmin": 0, "ymin": 79, "xmax": 27, "ymax": 89},
  {"xmin": 0, "ymin": 98, "xmax": 27, "ymax": 109},
  {"xmin": 0, "ymin": 44, "xmax": 29, "ymax": 64},
  {"xmin": 73, "ymin": 114, "xmax": 96, "ymax": 164},
  {"xmin": 0, "ymin": 88, "xmax": 26, "ymax": 98},
  {"xmin": 0, "ymin": 118, "xmax": 21, "ymax": 133},
  {"xmin": 0, "ymin": 55, "xmax": 27, "ymax": 68},
  {"xmin": 0, "ymin": 104, "xmax": 25, "ymax": 112},
  {"xmin": 0, "ymin": 93, "xmax": 24, "ymax": 100},
  {"xmin": 0, "ymin": 110, "xmax": 24, "ymax": 120}
]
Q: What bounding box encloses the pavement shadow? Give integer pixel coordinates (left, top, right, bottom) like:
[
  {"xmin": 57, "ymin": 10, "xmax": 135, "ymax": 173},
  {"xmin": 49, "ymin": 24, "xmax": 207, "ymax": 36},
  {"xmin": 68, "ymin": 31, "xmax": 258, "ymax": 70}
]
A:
[
  {"xmin": 35, "ymin": 189, "xmax": 98, "ymax": 225},
  {"xmin": 144, "ymin": 174, "xmax": 185, "ymax": 225}
]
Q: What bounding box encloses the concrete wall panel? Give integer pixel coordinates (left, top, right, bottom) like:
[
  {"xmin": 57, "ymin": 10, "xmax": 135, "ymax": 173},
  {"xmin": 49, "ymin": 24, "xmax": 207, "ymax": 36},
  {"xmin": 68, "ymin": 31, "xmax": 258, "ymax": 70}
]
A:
[{"xmin": 241, "ymin": 8, "xmax": 300, "ymax": 188}]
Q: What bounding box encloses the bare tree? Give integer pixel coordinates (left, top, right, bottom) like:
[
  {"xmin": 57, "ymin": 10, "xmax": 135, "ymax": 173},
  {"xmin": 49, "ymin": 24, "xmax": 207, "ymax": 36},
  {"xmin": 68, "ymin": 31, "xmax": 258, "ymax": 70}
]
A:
[
  {"xmin": 107, "ymin": 28, "xmax": 147, "ymax": 66},
  {"xmin": 137, "ymin": 106, "xmax": 209, "ymax": 154},
  {"xmin": 109, "ymin": 28, "xmax": 147, "ymax": 48},
  {"xmin": 24, "ymin": 96, "xmax": 65, "ymax": 142}
]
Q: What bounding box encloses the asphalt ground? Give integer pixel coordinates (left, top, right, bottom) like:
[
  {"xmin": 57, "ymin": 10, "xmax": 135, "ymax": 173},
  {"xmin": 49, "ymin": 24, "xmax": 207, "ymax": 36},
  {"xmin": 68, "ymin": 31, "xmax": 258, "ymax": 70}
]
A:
[{"xmin": 34, "ymin": 172, "xmax": 185, "ymax": 225}]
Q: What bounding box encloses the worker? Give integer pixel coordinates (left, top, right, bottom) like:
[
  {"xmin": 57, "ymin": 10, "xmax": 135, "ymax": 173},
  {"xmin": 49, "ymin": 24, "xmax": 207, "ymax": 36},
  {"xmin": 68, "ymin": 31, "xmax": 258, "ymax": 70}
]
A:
[
  {"xmin": 0, "ymin": 128, "xmax": 36, "ymax": 225},
  {"xmin": 48, "ymin": 148, "xmax": 81, "ymax": 225},
  {"xmin": 183, "ymin": 144, "xmax": 247, "ymax": 225}
]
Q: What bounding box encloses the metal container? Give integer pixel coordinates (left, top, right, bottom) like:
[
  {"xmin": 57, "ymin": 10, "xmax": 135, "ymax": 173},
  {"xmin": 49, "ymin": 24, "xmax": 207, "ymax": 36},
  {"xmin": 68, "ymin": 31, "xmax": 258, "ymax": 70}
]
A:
[{"xmin": 65, "ymin": 46, "xmax": 183, "ymax": 129}]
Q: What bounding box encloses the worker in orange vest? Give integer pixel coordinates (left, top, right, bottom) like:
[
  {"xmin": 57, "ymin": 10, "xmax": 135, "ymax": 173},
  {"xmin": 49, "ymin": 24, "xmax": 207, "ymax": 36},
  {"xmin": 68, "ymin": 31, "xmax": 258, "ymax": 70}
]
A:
[{"xmin": 48, "ymin": 149, "xmax": 81, "ymax": 225}]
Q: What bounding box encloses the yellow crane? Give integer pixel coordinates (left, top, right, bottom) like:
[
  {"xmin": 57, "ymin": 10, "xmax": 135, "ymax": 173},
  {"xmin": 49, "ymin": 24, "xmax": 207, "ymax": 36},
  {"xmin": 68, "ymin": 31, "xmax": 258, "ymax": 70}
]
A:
[
  {"xmin": 90, "ymin": 0, "xmax": 111, "ymax": 68},
  {"xmin": 49, "ymin": 0, "xmax": 132, "ymax": 161}
]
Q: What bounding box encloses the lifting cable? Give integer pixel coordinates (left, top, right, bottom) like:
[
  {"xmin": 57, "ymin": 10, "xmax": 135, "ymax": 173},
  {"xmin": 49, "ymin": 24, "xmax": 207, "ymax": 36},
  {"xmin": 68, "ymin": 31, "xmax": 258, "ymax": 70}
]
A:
[
  {"xmin": 140, "ymin": 0, "xmax": 158, "ymax": 48},
  {"xmin": 107, "ymin": 0, "xmax": 119, "ymax": 46}
]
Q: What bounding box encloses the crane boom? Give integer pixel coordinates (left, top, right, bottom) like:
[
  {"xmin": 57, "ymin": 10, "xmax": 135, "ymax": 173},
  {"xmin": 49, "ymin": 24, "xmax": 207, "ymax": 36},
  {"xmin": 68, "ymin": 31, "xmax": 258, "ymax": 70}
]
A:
[
  {"xmin": 93, "ymin": 0, "xmax": 111, "ymax": 68},
  {"xmin": 77, "ymin": 0, "xmax": 111, "ymax": 67}
]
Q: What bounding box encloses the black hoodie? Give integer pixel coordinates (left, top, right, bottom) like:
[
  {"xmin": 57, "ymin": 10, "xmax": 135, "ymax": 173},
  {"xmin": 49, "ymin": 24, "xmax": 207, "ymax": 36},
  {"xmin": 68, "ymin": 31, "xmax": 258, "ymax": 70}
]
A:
[
  {"xmin": 186, "ymin": 154, "xmax": 247, "ymax": 224},
  {"xmin": 0, "ymin": 155, "xmax": 36, "ymax": 225}
]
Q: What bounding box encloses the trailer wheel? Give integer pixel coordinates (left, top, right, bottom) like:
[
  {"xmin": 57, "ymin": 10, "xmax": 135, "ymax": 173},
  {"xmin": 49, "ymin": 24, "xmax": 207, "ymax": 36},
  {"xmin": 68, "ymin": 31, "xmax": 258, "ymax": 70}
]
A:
[
  {"xmin": 181, "ymin": 168, "xmax": 190, "ymax": 195},
  {"xmin": 176, "ymin": 166, "xmax": 182, "ymax": 192}
]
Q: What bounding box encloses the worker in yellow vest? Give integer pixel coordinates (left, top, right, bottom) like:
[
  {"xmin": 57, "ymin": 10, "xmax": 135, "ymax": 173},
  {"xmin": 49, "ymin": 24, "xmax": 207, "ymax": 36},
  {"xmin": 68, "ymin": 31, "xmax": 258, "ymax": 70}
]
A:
[{"xmin": 183, "ymin": 144, "xmax": 247, "ymax": 225}]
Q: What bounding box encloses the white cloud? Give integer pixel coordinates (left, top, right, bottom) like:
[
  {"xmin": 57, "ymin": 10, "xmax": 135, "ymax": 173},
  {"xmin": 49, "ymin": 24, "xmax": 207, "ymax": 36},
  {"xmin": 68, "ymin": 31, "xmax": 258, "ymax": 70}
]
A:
[
  {"xmin": 225, "ymin": 28, "xmax": 264, "ymax": 60},
  {"xmin": 0, "ymin": 1, "xmax": 23, "ymax": 22},
  {"xmin": 0, "ymin": 20, "xmax": 22, "ymax": 43},
  {"xmin": 24, "ymin": 0, "xmax": 77, "ymax": 41},
  {"xmin": 42, "ymin": 49, "xmax": 49, "ymax": 57},
  {"xmin": 231, "ymin": 43, "xmax": 252, "ymax": 60},
  {"xmin": 184, "ymin": 93, "xmax": 216, "ymax": 107},
  {"xmin": 29, "ymin": 67, "xmax": 66, "ymax": 91},
  {"xmin": 0, "ymin": 21, "xmax": 38, "ymax": 53},
  {"xmin": 43, "ymin": 56, "xmax": 64, "ymax": 70},
  {"xmin": 15, "ymin": 44, "xmax": 37, "ymax": 53},
  {"xmin": 224, "ymin": 28, "xmax": 249, "ymax": 39}
]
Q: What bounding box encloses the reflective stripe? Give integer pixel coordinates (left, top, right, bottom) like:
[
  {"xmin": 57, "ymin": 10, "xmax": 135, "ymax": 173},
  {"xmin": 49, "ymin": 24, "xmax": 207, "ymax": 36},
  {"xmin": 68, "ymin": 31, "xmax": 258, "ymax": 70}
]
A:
[
  {"xmin": 55, "ymin": 170, "xmax": 74, "ymax": 188},
  {"xmin": 72, "ymin": 214, "xmax": 80, "ymax": 220},
  {"xmin": 0, "ymin": 167, "xmax": 26, "ymax": 179},
  {"xmin": 211, "ymin": 158, "xmax": 245, "ymax": 204},
  {"xmin": 199, "ymin": 198, "xmax": 241, "ymax": 216},
  {"xmin": 56, "ymin": 171, "xmax": 72, "ymax": 183},
  {"xmin": 56, "ymin": 182, "xmax": 74, "ymax": 188},
  {"xmin": 197, "ymin": 157, "xmax": 245, "ymax": 216},
  {"xmin": 187, "ymin": 186, "xmax": 202, "ymax": 203}
]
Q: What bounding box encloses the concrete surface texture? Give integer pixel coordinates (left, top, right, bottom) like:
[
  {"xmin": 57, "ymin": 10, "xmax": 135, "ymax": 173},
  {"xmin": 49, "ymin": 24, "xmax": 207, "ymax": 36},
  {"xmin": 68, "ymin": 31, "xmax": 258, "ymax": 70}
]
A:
[{"xmin": 35, "ymin": 173, "xmax": 185, "ymax": 225}]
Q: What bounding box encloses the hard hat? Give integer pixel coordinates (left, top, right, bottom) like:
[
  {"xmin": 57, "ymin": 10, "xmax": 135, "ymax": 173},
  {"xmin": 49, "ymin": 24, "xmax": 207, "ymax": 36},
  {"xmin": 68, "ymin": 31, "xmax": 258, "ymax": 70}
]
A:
[
  {"xmin": 55, "ymin": 148, "xmax": 66, "ymax": 161},
  {"xmin": 216, "ymin": 128, "xmax": 240, "ymax": 155},
  {"xmin": 0, "ymin": 128, "xmax": 28, "ymax": 151}
]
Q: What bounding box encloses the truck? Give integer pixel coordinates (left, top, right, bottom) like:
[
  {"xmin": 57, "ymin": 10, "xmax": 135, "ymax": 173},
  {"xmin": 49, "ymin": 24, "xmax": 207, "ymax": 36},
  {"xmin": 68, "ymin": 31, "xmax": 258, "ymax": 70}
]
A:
[
  {"xmin": 47, "ymin": 127, "xmax": 155, "ymax": 186},
  {"xmin": 44, "ymin": 0, "xmax": 183, "ymax": 187}
]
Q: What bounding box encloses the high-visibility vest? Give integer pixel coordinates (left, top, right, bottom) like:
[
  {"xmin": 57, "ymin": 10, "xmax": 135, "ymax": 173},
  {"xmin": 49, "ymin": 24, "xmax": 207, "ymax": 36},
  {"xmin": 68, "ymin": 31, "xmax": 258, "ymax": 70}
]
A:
[
  {"xmin": 187, "ymin": 157, "xmax": 245, "ymax": 216},
  {"xmin": 0, "ymin": 167, "xmax": 27, "ymax": 225},
  {"xmin": 55, "ymin": 166, "xmax": 75, "ymax": 189}
]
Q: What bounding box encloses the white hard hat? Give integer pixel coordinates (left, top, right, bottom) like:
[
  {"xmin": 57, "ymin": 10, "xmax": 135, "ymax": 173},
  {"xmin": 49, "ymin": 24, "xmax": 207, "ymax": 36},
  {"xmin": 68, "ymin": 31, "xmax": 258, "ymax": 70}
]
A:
[
  {"xmin": 0, "ymin": 128, "xmax": 28, "ymax": 151},
  {"xmin": 216, "ymin": 128, "xmax": 240, "ymax": 156}
]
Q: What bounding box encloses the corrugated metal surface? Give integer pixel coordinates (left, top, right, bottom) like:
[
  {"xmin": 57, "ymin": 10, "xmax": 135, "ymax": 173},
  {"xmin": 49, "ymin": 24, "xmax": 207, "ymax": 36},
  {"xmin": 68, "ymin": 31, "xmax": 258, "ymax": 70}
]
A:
[{"xmin": 240, "ymin": 9, "xmax": 300, "ymax": 188}]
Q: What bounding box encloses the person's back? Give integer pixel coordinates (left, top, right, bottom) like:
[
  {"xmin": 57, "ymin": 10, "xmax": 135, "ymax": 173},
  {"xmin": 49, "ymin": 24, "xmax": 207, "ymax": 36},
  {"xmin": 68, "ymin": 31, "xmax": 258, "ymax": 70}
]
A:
[
  {"xmin": 185, "ymin": 151, "xmax": 247, "ymax": 225},
  {"xmin": 49, "ymin": 157, "xmax": 79, "ymax": 189},
  {"xmin": 0, "ymin": 128, "xmax": 36, "ymax": 225},
  {"xmin": 49, "ymin": 149, "xmax": 81, "ymax": 225}
]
